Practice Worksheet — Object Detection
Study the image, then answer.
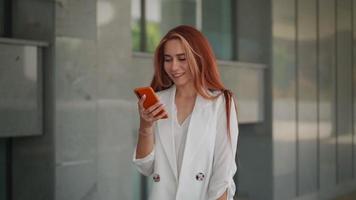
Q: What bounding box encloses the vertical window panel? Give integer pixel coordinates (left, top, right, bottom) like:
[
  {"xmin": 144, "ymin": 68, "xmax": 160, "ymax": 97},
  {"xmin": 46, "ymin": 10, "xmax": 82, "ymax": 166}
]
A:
[
  {"xmin": 131, "ymin": 0, "xmax": 142, "ymax": 52},
  {"xmin": 0, "ymin": 0, "xmax": 12, "ymax": 37},
  {"xmin": 336, "ymin": 0, "xmax": 353, "ymax": 183},
  {"xmin": 161, "ymin": 0, "xmax": 196, "ymax": 44},
  {"xmin": 297, "ymin": 0, "xmax": 318, "ymax": 195},
  {"xmin": 0, "ymin": 0, "xmax": 4, "ymax": 36},
  {"xmin": 131, "ymin": 0, "xmax": 164, "ymax": 53},
  {"xmin": 318, "ymin": 0, "xmax": 337, "ymax": 197},
  {"xmin": 202, "ymin": 0, "xmax": 233, "ymax": 60},
  {"xmin": 236, "ymin": 0, "xmax": 270, "ymax": 63},
  {"xmin": 272, "ymin": 0, "xmax": 297, "ymax": 198},
  {"xmin": 353, "ymin": 0, "xmax": 356, "ymax": 179}
]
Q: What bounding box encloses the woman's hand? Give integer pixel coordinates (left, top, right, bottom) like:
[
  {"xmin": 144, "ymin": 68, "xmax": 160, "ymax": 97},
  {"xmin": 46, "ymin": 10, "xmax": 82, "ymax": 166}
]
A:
[
  {"xmin": 138, "ymin": 95, "xmax": 168, "ymax": 131},
  {"xmin": 135, "ymin": 94, "xmax": 165, "ymax": 159}
]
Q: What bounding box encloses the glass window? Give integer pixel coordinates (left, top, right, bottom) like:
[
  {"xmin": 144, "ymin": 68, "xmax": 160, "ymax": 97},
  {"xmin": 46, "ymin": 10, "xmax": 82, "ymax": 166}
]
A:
[
  {"xmin": 131, "ymin": 0, "xmax": 162, "ymax": 53},
  {"xmin": 0, "ymin": 0, "xmax": 12, "ymax": 37},
  {"xmin": 202, "ymin": 0, "xmax": 234, "ymax": 60},
  {"xmin": 131, "ymin": 0, "xmax": 235, "ymax": 60},
  {"xmin": 131, "ymin": 0, "xmax": 197, "ymax": 53},
  {"xmin": 0, "ymin": 0, "xmax": 5, "ymax": 36}
]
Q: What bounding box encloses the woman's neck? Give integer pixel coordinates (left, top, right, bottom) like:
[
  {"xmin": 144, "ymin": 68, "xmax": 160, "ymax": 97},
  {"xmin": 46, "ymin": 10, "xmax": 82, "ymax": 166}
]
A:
[{"xmin": 175, "ymin": 83, "xmax": 197, "ymax": 99}]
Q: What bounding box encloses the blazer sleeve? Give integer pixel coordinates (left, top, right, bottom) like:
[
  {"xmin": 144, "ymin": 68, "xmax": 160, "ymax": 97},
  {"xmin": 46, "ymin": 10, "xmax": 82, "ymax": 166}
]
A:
[
  {"xmin": 132, "ymin": 123, "xmax": 158, "ymax": 176},
  {"xmin": 208, "ymin": 97, "xmax": 239, "ymax": 200},
  {"xmin": 132, "ymin": 146, "xmax": 155, "ymax": 176}
]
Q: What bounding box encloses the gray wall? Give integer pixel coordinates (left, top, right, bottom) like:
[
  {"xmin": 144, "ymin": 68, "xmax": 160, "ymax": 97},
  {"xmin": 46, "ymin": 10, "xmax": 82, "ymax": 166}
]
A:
[
  {"xmin": 97, "ymin": 0, "xmax": 140, "ymax": 199},
  {"xmin": 272, "ymin": 0, "xmax": 356, "ymax": 199},
  {"xmin": 54, "ymin": 0, "xmax": 98, "ymax": 198},
  {"xmin": 10, "ymin": 0, "xmax": 55, "ymax": 200}
]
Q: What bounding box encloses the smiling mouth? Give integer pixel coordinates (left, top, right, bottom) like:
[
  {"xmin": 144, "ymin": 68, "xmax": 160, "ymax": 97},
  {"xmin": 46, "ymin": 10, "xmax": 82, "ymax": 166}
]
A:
[{"xmin": 172, "ymin": 73, "xmax": 184, "ymax": 78}]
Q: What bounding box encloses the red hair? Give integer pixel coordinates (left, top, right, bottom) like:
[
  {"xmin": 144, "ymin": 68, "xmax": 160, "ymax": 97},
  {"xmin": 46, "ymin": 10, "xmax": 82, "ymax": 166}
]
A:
[{"xmin": 150, "ymin": 25, "xmax": 237, "ymax": 137}]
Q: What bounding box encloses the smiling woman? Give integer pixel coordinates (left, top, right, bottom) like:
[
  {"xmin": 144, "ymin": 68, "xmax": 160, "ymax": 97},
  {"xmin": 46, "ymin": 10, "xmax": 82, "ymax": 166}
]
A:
[
  {"xmin": 163, "ymin": 39, "xmax": 193, "ymax": 88},
  {"xmin": 132, "ymin": 25, "xmax": 239, "ymax": 200}
]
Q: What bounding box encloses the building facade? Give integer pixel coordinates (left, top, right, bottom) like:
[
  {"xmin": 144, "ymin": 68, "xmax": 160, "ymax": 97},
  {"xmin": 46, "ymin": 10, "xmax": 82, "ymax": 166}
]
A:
[{"xmin": 0, "ymin": 0, "xmax": 355, "ymax": 200}]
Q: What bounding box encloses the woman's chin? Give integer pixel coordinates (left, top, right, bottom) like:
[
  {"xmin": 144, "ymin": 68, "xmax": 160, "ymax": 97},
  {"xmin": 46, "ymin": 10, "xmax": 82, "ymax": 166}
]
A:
[{"xmin": 172, "ymin": 79, "xmax": 193, "ymax": 88}]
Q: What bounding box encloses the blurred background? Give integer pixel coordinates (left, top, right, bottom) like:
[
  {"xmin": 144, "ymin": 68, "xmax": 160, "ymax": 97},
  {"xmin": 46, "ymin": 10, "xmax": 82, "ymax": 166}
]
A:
[{"xmin": 0, "ymin": 0, "xmax": 355, "ymax": 199}]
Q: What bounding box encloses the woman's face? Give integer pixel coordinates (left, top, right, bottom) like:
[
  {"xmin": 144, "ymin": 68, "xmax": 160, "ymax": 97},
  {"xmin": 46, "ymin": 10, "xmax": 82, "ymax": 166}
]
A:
[{"xmin": 163, "ymin": 39, "xmax": 193, "ymax": 87}]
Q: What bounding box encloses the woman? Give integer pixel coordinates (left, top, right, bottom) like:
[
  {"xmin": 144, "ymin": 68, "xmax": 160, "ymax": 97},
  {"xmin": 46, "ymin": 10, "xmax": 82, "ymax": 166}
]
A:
[{"xmin": 133, "ymin": 25, "xmax": 239, "ymax": 200}]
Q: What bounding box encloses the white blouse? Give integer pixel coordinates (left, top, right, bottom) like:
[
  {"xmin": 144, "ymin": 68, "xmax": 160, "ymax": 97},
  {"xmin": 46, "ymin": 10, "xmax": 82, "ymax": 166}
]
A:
[{"xmin": 173, "ymin": 105, "xmax": 191, "ymax": 178}]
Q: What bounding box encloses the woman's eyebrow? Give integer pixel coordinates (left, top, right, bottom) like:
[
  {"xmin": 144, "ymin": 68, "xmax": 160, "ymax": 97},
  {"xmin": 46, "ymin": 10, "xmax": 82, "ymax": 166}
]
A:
[
  {"xmin": 164, "ymin": 53, "xmax": 185, "ymax": 57},
  {"xmin": 164, "ymin": 55, "xmax": 172, "ymax": 58},
  {"xmin": 175, "ymin": 53, "xmax": 185, "ymax": 57}
]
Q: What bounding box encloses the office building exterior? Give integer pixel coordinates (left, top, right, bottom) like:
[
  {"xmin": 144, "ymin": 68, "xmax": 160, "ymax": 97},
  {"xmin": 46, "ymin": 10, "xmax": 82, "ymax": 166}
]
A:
[{"xmin": 0, "ymin": 0, "xmax": 355, "ymax": 199}]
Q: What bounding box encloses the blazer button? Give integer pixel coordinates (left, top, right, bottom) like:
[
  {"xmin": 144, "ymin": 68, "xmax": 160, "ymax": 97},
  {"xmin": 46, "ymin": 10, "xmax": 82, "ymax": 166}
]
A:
[
  {"xmin": 195, "ymin": 172, "xmax": 205, "ymax": 181},
  {"xmin": 153, "ymin": 173, "xmax": 160, "ymax": 182}
]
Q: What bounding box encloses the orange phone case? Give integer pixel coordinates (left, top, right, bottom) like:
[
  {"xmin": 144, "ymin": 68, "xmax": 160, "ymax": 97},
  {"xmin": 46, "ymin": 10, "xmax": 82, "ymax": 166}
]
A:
[{"xmin": 134, "ymin": 87, "xmax": 168, "ymax": 119}]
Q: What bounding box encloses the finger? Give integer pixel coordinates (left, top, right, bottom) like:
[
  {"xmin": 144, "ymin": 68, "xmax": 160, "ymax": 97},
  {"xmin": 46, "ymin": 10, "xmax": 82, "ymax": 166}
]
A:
[
  {"xmin": 145, "ymin": 101, "xmax": 163, "ymax": 114},
  {"xmin": 146, "ymin": 104, "xmax": 165, "ymax": 118},
  {"xmin": 153, "ymin": 110, "xmax": 168, "ymax": 121},
  {"xmin": 138, "ymin": 95, "xmax": 146, "ymax": 108},
  {"xmin": 150, "ymin": 104, "xmax": 166, "ymax": 117},
  {"xmin": 138, "ymin": 105, "xmax": 145, "ymax": 115}
]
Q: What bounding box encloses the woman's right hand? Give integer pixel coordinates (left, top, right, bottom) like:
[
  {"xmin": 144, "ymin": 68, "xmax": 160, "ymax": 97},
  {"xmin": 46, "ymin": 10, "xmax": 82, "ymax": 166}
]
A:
[{"xmin": 138, "ymin": 95, "xmax": 168, "ymax": 130}]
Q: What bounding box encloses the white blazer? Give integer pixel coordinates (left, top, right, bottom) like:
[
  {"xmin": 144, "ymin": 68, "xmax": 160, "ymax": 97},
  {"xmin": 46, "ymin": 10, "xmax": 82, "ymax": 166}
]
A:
[{"xmin": 133, "ymin": 85, "xmax": 239, "ymax": 200}]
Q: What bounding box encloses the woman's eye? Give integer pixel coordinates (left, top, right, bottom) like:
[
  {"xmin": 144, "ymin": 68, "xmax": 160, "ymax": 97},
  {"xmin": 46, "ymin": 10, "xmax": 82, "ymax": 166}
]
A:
[
  {"xmin": 164, "ymin": 59, "xmax": 172, "ymax": 62},
  {"xmin": 178, "ymin": 58, "xmax": 186, "ymax": 61}
]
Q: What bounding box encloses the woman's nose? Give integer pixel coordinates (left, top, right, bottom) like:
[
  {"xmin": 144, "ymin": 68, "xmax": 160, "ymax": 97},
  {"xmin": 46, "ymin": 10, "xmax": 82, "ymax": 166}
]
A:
[{"xmin": 171, "ymin": 59, "xmax": 179, "ymax": 70}]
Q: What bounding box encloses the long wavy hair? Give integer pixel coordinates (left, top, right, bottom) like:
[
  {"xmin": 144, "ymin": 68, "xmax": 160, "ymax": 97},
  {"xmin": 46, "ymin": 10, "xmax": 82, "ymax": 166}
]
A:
[{"xmin": 150, "ymin": 25, "xmax": 238, "ymax": 138}]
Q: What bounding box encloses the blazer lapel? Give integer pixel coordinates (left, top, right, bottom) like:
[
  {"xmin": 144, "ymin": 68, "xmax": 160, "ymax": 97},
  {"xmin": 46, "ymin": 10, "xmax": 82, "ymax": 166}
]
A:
[
  {"xmin": 156, "ymin": 85, "xmax": 178, "ymax": 182},
  {"xmin": 178, "ymin": 94, "xmax": 212, "ymax": 180},
  {"xmin": 157, "ymin": 86, "xmax": 214, "ymax": 183}
]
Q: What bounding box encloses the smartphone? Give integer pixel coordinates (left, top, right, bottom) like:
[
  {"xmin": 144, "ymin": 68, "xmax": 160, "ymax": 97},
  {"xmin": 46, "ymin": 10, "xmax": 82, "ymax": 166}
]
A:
[{"xmin": 134, "ymin": 86, "xmax": 168, "ymax": 119}]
